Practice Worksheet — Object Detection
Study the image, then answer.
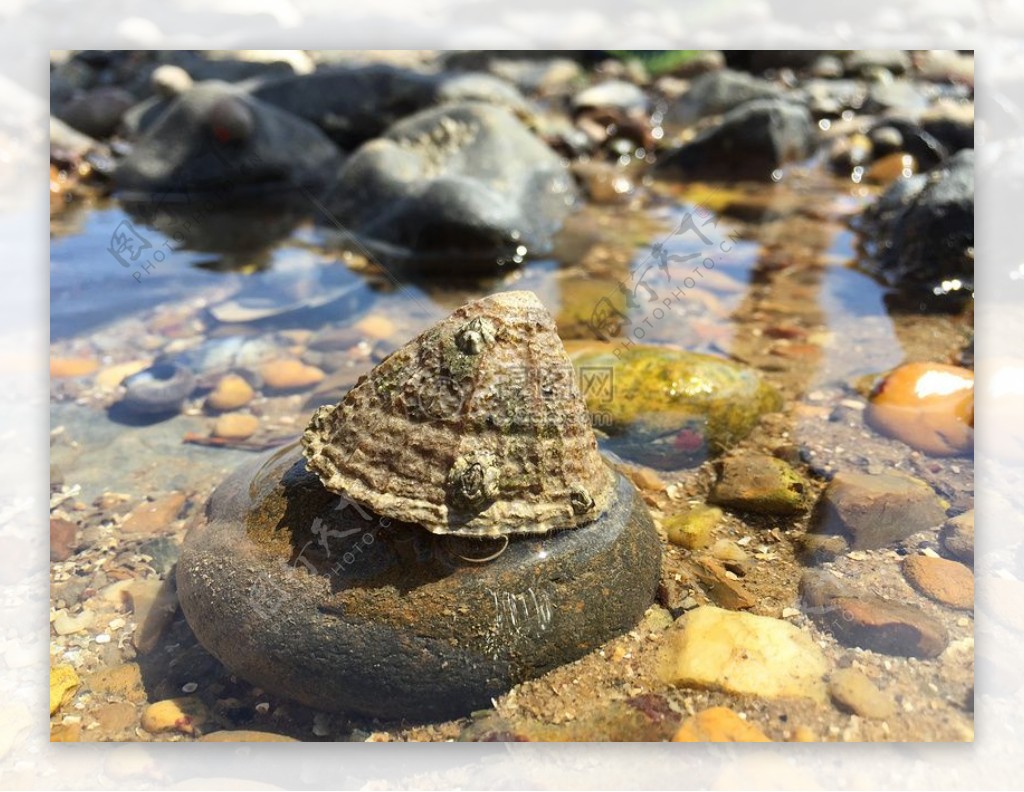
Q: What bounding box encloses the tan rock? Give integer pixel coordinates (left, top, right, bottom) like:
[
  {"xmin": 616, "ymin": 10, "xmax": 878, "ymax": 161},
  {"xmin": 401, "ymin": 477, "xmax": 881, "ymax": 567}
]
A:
[
  {"xmin": 205, "ymin": 374, "xmax": 255, "ymax": 411},
  {"xmin": 126, "ymin": 577, "xmax": 179, "ymax": 655},
  {"xmin": 691, "ymin": 557, "xmax": 755, "ymax": 610},
  {"xmin": 260, "ymin": 359, "xmax": 325, "ymax": 390},
  {"xmin": 95, "ymin": 360, "xmax": 148, "ymax": 390},
  {"xmin": 200, "ymin": 730, "xmax": 297, "ymax": 742},
  {"xmin": 865, "ymin": 152, "xmax": 916, "ymax": 185},
  {"xmin": 52, "ymin": 609, "xmax": 94, "ymax": 636},
  {"xmin": 709, "ymin": 455, "xmax": 808, "ymax": 515},
  {"xmin": 940, "ymin": 510, "xmax": 974, "ymax": 565},
  {"xmin": 664, "ymin": 506, "xmax": 722, "ymax": 550},
  {"xmin": 212, "ymin": 413, "xmax": 260, "ymax": 441},
  {"xmin": 50, "ymin": 517, "xmax": 78, "ymax": 562},
  {"xmin": 140, "ymin": 697, "xmax": 208, "ymax": 735},
  {"xmin": 658, "ymin": 606, "xmax": 828, "ymax": 703},
  {"xmin": 355, "ymin": 314, "xmax": 397, "ymax": 340},
  {"xmin": 95, "ymin": 702, "xmax": 138, "ymax": 733},
  {"xmin": 50, "ymin": 723, "xmax": 81, "ymax": 742},
  {"xmin": 672, "ymin": 707, "xmax": 771, "ymax": 742},
  {"xmin": 828, "ymin": 668, "xmax": 895, "ymax": 719},
  {"xmin": 903, "ymin": 555, "xmax": 974, "ymax": 610},
  {"xmin": 122, "ymin": 493, "xmax": 188, "ymax": 536},
  {"xmin": 50, "ymin": 357, "xmax": 98, "ymax": 378},
  {"xmin": 86, "ymin": 663, "xmax": 146, "ymax": 704}
]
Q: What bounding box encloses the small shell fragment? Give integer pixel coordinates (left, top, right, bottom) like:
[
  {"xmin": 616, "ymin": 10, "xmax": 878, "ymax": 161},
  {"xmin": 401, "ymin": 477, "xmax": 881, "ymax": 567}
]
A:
[{"xmin": 302, "ymin": 291, "xmax": 615, "ymax": 537}]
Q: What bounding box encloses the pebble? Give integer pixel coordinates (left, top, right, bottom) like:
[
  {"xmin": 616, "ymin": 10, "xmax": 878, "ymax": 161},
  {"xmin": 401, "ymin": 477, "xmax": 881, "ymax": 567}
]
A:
[
  {"xmin": 663, "ymin": 506, "xmax": 722, "ymax": 550},
  {"xmin": 50, "ymin": 723, "xmax": 81, "ymax": 742},
  {"xmin": 658, "ymin": 606, "xmax": 828, "ymax": 703},
  {"xmin": 355, "ymin": 315, "xmax": 397, "ymax": 341},
  {"xmin": 672, "ymin": 707, "xmax": 771, "ymax": 742},
  {"xmin": 49, "ymin": 665, "xmax": 80, "ymax": 715},
  {"xmin": 865, "ymin": 153, "xmax": 916, "ymax": 185},
  {"xmin": 200, "ymin": 730, "xmax": 297, "ymax": 742},
  {"xmin": 151, "ymin": 64, "xmax": 193, "ymax": 98},
  {"xmin": 801, "ymin": 572, "xmax": 948, "ymax": 658},
  {"xmin": 95, "ymin": 360, "xmax": 149, "ymax": 390},
  {"xmin": 50, "ymin": 357, "xmax": 98, "ymax": 378},
  {"xmin": 52, "ymin": 608, "xmax": 94, "ymax": 635},
  {"xmin": 902, "ymin": 555, "xmax": 974, "ymax": 610},
  {"xmin": 808, "ymin": 470, "xmax": 947, "ymax": 550},
  {"xmin": 205, "ymin": 374, "xmax": 255, "ymax": 411},
  {"xmin": 866, "ymin": 363, "xmax": 974, "ymax": 456},
  {"xmin": 122, "ymin": 492, "xmax": 188, "ymax": 536},
  {"xmin": 85, "ymin": 663, "xmax": 146, "ymax": 703},
  {"xmin": 828, "ymin": 668, "xmax": 896, "ymax": 719},
  {"xmin": 50, "ymin": 517, "xmax": 78, "ymax": 562},
  {"xmin": 141, "ymin": 697, "xmax": 209, "ymax": 736},
  {"xmin": 940, "ymin": 510, "xmax": 974, "ymax": 565},
  {"xmin": 259, "ymin": 359, "xmax": 326, "ymax": 391},
  {"xmin": 126, "ymin": 577, "xmax": 179, "ymax": 655},
  {"xmin": 709, "ymin": 455, "xmax": 808, "ymax": 515},
  {"xmin": 94, "ymin": 702, "xmax": 138, "ymax": 733},
  {"xmin": 692, "ymin": 558, "xmax": 755, "ymax": 610},
  {"xmin": 212, "ymin": 413, "xmax": 260, "ymax": 441}
]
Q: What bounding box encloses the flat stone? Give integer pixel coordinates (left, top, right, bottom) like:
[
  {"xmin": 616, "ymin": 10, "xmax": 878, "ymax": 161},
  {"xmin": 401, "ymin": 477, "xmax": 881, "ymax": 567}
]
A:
[
  {"xmin": 200, "ymin": 730, "xmax": 297, "ymax": 742},
  {"xmin": 178, "ymin": 444, "xmax": 661, "ymax": 721},
  {"xmin": 800, "ymin": 572, "xmax": 948, "ymax": 658},
  {"xmin": 940, "ymin": 510, "xmax": 974, "ymax": 565},
  {"xmin": 85, "ymin": 663, "xmax": 146, "ymax": 703},
  {"xmin": 709, "ymin": 455, "xmax": 808, "ymax": 516},
  {"xmin": 658, "ymin": 606, "xmax": 828, "ymax": 703},
  {"xmin": 94, "ymin": 702, "xmax": 138, "ymax": 733},
  {"xmin": 672, "ymin": 707, "xmax": 771, "ymax": 742},
  {"xmin": 212, "ymin": 413, "xmax": 260, "ymax": 441},
  {"xmin": 50, "ymin": 517, "xmax": 78, "ymax": 562},
  {"xmin": 52, "ymin": 609, "xmax": 94, "ymax": 636},
  {"xmin": 828, "ymin": 668, "xmax": 896, "ymax": 719},
  {"xmin": 808, "ymin": 470, "xmax": 947, "ymax": 550},
  {"xmin": 127, "ymin": 577, "xmax": 179, "ymax": 655},
  {"xmin": 122, "ymin": 493, "xmax": 188, "ymax": 536},
  {"xmin": 795, "ymin": 533, "xmax": 850, "ymax": 565},
  {"xmin": 903, "ymin": 555, "xmax": 974, "ymax": 610},
  {"xmin": 691, "ymin": 558, "xmax": 755, "ymax": 611}
]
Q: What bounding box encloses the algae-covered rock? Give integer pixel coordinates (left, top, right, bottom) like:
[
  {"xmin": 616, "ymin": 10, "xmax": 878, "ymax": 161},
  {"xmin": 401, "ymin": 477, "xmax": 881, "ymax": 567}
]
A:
[
  {"xmin": 709, "ymin": 454, "xmax": 808, "ymax": 516},
  {"xmin": 567, "ymin": 342, "xmax": 782, "ymax": 468}
]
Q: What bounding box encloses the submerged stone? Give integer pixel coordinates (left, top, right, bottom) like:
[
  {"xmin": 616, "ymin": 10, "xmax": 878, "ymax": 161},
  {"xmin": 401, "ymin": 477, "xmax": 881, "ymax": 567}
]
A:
[
  {"xmin": 566, "ymin": 342, "xmax": 782, "ymax": 469},
  {"xmin": 177, "ymin": 443, "xmax": 661, "ymax": 721}
]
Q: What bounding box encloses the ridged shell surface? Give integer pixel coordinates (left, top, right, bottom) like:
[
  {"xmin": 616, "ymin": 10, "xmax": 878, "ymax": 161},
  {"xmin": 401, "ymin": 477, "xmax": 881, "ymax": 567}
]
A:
[{"xmin": 301, "ymin": 291, "xmax": 615, "ymax": 537}]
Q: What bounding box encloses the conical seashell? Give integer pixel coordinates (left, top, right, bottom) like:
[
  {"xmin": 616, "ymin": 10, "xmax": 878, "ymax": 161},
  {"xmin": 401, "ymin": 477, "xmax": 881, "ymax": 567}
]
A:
[{"xmin": 301, "ymin": 291, "xmax": 615, "ymax": 537}]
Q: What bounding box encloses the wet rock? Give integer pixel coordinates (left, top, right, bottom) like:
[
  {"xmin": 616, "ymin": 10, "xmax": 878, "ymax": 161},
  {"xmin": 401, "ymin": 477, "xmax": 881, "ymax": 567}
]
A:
[
  {"xmin": 808, "ymin": 470, "xmax": 947, "ymax": 550},
  {"xmin": 354, "ymin": 314, "xmax": 397, "ymax": 341},
  {"xmin": 85, "ymin": 663, "xmax": 146, "ymax": 703},
  {"xmin": 137, "ymin": 536, "xmax": 182, "ymax": 578},
  {"xmin": 940, "ymin": 510, "xmax": 974, "ymax": 565},
  {"xmin": 50, "ymin": 357, "xmax": 98, "ymax": 378},
  {"xmin": 95, "ymin": 360, "xmax": 149, "ymax": 391},
  {"xmin": 796, "ymin": 79, "xmax": 867, "ymax": 117},
  {"xmin": 95, "ymin": 702, "xmax": 138, "ymax": 733},
  {"xmin": 114, "ymin": 82, "xmax": 341, "ymax": 199},
  {"xmin": 212, "ymin": 413, "xmax": 260, "ymax": 441},
  {"xmin": 50, "ymin": 116, "xmax": 103, "ymax": 163},
  {"xmin": 672, "ymin": 707, "xmax": 770, "ymax": 742},
  {"xmin": 659, "ymin": 606, "xmax": 828, "ymax": 702},
  {"xmin": 866, "ymin": 363, "xmax": 973, "ymax": 456},
  {"xmin": 844, "ymin": 50, "xmax": 911, "ymax": 78},
  {"xmin": 860, "ymin": 148, "xmax": 973, "ymax": 293},
  {"xmin": 52, "ymin": 609, "xmax": 94, "ymax": 636},
  {"xmin": 141, "ymin": 697, "xmax": 209, "ymax": 735},
  {"xmin": 709, "ymin": 454, "xmax": 808, "ymax": 516},
  {"xmin": 691, "ymin": 557, "xmax": 755, "ymax": 610},
  {"xmin": 122, "ymin": 492, "xmax": 189, "ymax": 536},
  {"xmin": 828, "ymin": 668, "xmax": 895, "ymax": 719},
  {"xmin": 865, "ymin": 153, "xmax": 916, "ymax": 186},
  {"xmin": 664, "ymin": 505, "xmax": 722, "ymax": 550},
  {"xmin": 151, "ymin": 64, "xmax": 193, "ymax": 98},
  {"xmin": 57, "ymin": 86, "xmax": 136, "ymax": 139},
  {"xmin": 566, "ymin": 343, "xmax": 782, "ymax": 469},
  {"xmin": 795, "ymin": 533, "xmax": 849, "ymax": 565},
  {"xmin": 205, "ymin": 374, "xmax": 255, "ymax": 412},
  {"xmin": 664, "ymin": 70, "xmax": 783, "ymax": 129},
  {"xmin": 200, "ymin": 730, "xmax": 297, "ymax": 742},
  {"xmin": 435, "ymin": 73, "xmax": 530, "ymax": 116},
  {"xmin": 902, "ymin": 555, "xmax": 974, "ymax": 610},
  {"xmin": 49, "ymin": 666, "xmax": 80, "ymax": 715},
  {"xmin": 921, "ymin": 99, "xmax": 974, "ymax": 153},
  {"xmin": 177, "ymin": 444, "xmax": 661, "ymax": 720},
  {"xmin": 828, "ymin": 132, "xmax": 872, "ymax": 173},
  {"xmin": 810, "ymin": 54, "xmax": 844, "ymax": 79},
  {"xmin": 119, "ymin": 363, "xmax": 196, "ymax": 416},
  {"xmin": 869, "ymin": 125, "xmax": 904, "ymax": 157},
  {"xmin": 127, "ymin": 577, "xmax": 179, "ymax": 654},
  {"xmin": 865, "ymin": 82, "xmax": 930, "ymax": 115},
  {"xmin": 324, "ymin": 102, "xmax": 576, "ymax": 266},
  {"xmin": 573, "ymin": 80, "xmax": 647, "ymax": 115},
  {"xmin": 50, "ymin": 517, "xmax": 78, "ymax": 562},
  {"xmin": 658, "ymin": 99, "xmax": 815, "ymax": 181},
  {"xmin": 259, "ymin": 359, "xmax": 325, "ymax": 391},
  {"xmin": 800, "ymin": 572, "xmax": 948, "ymax": 658}
]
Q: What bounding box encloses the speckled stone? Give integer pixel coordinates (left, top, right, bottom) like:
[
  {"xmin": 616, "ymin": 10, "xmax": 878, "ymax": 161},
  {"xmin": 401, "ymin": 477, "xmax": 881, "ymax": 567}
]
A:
[{"xmin": 177, "ymin": 443, "xmax": 661, "ymax": 721}]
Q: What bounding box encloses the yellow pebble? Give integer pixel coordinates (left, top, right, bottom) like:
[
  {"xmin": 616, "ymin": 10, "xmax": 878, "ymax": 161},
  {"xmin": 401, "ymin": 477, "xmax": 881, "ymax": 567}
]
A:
[
  {"xmin": 212, "ymin": 413, "xmax": 260, "ymax": 441},
  {"xmin": 49, "ymin": 665, "xmax": 80, "ymax": 715},
  {"xmin": 205, "ymin": 374, "xmax": 255, "ymax": 411}
]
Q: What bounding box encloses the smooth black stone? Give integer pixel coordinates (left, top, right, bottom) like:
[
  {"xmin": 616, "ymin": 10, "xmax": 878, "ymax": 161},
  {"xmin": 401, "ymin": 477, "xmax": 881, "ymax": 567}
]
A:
[{"xmin": 177, "ymin": 443, "xmax": 660, "ymax": 722}]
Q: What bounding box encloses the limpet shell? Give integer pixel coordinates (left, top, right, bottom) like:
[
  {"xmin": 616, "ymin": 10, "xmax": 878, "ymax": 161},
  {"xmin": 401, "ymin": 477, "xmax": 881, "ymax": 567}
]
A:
[{"xmin": 301, "ymin": 291, "xmax": 615, "ymax": 537}]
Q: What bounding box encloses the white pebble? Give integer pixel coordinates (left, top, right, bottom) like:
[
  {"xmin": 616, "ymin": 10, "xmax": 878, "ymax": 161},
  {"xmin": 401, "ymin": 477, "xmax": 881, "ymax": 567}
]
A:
[
  {"xmin": 181, "ymin": 682, "xmax": 198, "ymax": 693},
  {"xmin": 255, "ymin": 702, "xmax": 270, "ymax": 714},
  {"xmin": 94, "ymin": 634, "xmax": 111, "ymax": 644}
]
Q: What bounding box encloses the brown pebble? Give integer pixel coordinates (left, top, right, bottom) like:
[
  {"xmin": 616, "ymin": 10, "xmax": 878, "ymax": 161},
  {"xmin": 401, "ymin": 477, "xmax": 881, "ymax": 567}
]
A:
[
  {"xmin": 212, "ymin": 413, "xmax": 260, "ymax": 441},
  {"xmin": 50, "ymin": 517, "xmax": 78, "ymax": 562},
  {"xmin": 205, "ymin": 374, "xmax": 255, "ymax": 411},
  {"xmin": 200, "ymin": 730, "xmax": 297, "ymax": 742},
  {"xmin": 940, "ymin": 510, "xmax": 974, "ymax": 565},
  {"xmin": 672, "ymin": 707, "xmax": 770, "ymax": 742},
  {"xmin": 903, "ymin": 555, "xmax": 974, "ymax": 610},
  {"xmin": 865, "ymin": 152, "xmax": 916, "ymax": 185},
  {"xmin": 86, "ymin": 663, "xmax": 147, "ymax": 704},
  {"xmin": 122, "ymin": 493, "xmax": 188, "ymax": 536},
  {"xmin": 691, "ymin": 557, "xmax": 755, "ymax": 610},
  {"xmin": 828, "ymin": 668, "xmax": 896, "ymax": 719},
  {"xmin": 260, "ymin": 359, "xmax": 325, "ymax": 391},
  {"xmin": 94, "ymin": 702, "xmax": 138, "ymax": 733}
]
